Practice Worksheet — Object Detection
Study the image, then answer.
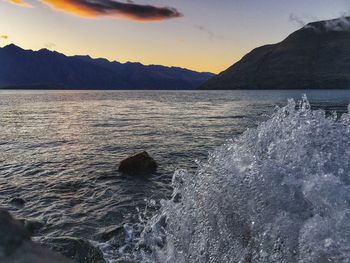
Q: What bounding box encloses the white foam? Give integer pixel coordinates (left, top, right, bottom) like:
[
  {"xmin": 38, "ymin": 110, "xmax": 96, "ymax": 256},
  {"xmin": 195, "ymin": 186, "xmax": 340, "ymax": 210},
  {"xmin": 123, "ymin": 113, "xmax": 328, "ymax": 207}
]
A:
[{"xmin": 125, "ymin": 95, "xmax": 350, "ymax": 262}]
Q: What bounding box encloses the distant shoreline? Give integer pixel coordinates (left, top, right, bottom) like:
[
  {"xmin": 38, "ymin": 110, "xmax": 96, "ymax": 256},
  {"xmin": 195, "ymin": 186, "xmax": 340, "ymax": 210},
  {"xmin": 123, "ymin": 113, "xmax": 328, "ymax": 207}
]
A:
[
  {"xmin": 0, "ymin": 85, "xmax": 197, "ymax": 90},
  {"xmin": 1, "ymin": 86, "xmax": 350, "ymax": 90}
]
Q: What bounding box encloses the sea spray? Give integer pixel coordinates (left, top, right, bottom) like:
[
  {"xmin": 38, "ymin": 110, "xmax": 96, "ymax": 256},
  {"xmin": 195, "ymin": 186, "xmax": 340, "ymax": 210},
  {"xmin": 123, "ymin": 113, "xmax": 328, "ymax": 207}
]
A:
[{"xmin": 120, "ymin": 96, "xmax": 350, "ymax": 263}]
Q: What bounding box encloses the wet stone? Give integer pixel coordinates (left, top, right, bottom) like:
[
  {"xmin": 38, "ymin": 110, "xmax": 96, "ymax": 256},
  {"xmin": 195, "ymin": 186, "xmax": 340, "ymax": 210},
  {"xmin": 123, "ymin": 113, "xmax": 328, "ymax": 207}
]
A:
[
  {"xmin": 96, "ymin": 225, "xmax": 125, "ymax": 243},
  {"xmin": 23, "ymin": 219, "xmax": 45, "ymax": 235},
  {"xmin": 9, "ymin": 197, "xmax": 25, "ymax": 208},
  {"xmin": 18, "ymin": 218, "xmax": 45, "ymax": 235},
  {"xmin": 118, "ymin": 151, "xmax": 157, "ymax": 175},
  {"xmin": 42, "ymin": 236, "xmax": 105, "ymax": 263}
]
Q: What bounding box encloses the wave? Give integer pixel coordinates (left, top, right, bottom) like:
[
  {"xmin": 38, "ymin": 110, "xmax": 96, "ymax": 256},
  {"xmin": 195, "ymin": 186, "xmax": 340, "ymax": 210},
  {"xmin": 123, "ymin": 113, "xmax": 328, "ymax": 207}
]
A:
[{"xmin": 115, "ymin": 95, "xmax": 350, "ymax": 263}]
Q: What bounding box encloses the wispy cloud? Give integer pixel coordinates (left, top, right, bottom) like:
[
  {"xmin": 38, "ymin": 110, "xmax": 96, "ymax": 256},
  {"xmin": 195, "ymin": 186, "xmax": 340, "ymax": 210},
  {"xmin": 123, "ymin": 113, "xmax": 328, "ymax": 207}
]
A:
[
  {"xmin": 289, "ymin": 13, "xmax": 308, "ymax": 27},
  {"xmin": 44, "ymin": 42, "xmax": 56, "ymax": 49},
  {"xmin": 5, "ymin": 0, "xmax": 183, "ymax": 22},
  {"xmin": 194, "ymin": 25, "xmax": 223, "ymax": 40},
  {"xmin": 289, "ymin": 13, "xmax": 350, "ymax": 32}
]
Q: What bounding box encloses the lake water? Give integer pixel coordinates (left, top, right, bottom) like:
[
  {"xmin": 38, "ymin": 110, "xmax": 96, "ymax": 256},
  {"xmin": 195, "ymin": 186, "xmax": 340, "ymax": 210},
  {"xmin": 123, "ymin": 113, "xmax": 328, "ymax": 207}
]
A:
[{"xmin": 0, "ymin": 90, "xmax": 349, "ymax": 262}]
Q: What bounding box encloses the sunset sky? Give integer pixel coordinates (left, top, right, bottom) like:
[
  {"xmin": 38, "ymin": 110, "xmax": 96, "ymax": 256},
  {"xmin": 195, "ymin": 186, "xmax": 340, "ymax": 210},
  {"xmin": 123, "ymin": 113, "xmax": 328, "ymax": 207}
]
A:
[{"xmin": 0, "ymin": 0, "xmax": 349, "ymax": 73}]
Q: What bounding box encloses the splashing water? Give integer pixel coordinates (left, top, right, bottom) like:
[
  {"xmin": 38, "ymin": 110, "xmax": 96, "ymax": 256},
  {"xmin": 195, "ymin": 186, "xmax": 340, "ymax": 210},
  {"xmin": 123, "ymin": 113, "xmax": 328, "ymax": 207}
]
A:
[{"xmin": 119, "ymin": 96, "xmax": 350, "ymax": 263}]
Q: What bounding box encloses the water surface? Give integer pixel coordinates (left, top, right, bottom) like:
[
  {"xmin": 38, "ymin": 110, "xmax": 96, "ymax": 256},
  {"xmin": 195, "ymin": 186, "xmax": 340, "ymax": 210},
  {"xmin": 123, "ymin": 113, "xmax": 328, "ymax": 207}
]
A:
[{"xmin": 0, "ymin": 90, "xmax": 349, "ymax": 261}]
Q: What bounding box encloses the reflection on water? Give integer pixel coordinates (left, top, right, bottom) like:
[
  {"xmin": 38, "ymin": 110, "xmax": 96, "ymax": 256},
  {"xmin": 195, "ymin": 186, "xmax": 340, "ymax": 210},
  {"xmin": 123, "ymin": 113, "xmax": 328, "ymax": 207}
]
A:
[{"xmin": 0, "ymin": 90, "xmax": 349, "ymax": 254}]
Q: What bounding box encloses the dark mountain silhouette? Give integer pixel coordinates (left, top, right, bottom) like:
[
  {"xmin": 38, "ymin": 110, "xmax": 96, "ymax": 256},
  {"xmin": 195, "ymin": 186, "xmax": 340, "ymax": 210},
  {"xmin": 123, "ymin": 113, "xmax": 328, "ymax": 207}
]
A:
[
  {"xmin": 0, "ymin": 44, "xmax": 214, "ymax": 90},
  {"xmin": 201, "ymin": 17, "xmax": 350, "ymax": 90}
]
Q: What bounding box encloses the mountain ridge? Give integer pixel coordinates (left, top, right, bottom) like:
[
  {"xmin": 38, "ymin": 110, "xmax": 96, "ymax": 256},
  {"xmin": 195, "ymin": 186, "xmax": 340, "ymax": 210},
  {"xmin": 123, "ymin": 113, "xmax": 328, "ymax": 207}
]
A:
[
  {"xmin": 201, "ymin": 16, "xmax": 350, "ymax": 90},
  {"xmin": 0, "ymin": 44, "xmax": 214, "ymax": 90}
]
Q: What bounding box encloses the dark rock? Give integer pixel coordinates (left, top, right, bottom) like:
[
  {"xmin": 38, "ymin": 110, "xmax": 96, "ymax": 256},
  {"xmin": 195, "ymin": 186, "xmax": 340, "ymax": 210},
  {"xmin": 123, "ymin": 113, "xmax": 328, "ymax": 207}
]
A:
[
  {"xmin": 9, "ymin": 197, "xmax": 25, "ymax": 208},
  {"xmin": 96, "ymin": 225, "xmax": 125, "ymax": 243},
  {"xmin": 17, "ymin": 218, "xmax": 43, "ymax": 235},
  {"xmin": 0, "ymin": 210, "xmax": 30, "ymax": 255},
  {"xmin": 0, "ymin": 209, "xmax": 71, "ymax": 263},
  {"xmin": 172, "ymin": 192, "xmax": 182, "ymax": 203},
  {"xmin": 201, "ymin": 16, "xmax": 350, "ymax": 90},
  {"xmin": 21, "ymin": 219, "xmax": 45, "ymax": 235},
  {"xmin": 3, "ymin": 242, "xmax": 72, "ymax": 263},
  {"xmin": 42, "ymin": 236, "xmax": 105, "ymax": 263},
  {"xmin": 116, "ymin": 260, "xmax": 138, "ymax": 263},
  {"xmin": 118, "ymin": 151, "xmax": 157, "ymax": 175}
]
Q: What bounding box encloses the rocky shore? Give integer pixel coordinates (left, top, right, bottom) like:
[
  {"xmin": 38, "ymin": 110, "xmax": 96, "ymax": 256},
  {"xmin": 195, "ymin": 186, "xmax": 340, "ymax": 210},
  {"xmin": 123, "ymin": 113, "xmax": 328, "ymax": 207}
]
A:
[
  {"xmin": 0, "ymin": 210, "xmax": 71, "ymax": 263},
  {"xmin": 0, "ymin": 210, "xmax": 109, "ymax": 263}
]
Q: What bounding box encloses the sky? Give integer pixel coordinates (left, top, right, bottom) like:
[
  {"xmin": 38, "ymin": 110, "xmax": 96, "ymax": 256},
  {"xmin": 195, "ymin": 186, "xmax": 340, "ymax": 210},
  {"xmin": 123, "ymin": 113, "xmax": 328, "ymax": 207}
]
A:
[{"xmin": 0, "ymin": 0, "xmax": 349, "ymax": 73}]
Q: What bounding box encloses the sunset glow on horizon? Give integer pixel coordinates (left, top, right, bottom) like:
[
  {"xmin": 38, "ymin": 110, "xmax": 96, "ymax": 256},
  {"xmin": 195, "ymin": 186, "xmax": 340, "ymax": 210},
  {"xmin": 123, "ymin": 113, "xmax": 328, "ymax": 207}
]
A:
[{"xmin": 1, "ymin": 0, "xmax": 349, "ymax": 73}]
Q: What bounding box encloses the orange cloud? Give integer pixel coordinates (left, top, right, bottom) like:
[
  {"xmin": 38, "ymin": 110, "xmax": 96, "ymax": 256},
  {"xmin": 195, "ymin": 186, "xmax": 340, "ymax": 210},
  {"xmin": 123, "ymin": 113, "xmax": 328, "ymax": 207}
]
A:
[
  {"xmin": 6, "ymin": 0, "xmax": 32, "ymax": 7},
  {"xmin": 6, "ymin": 0, "xmax": 183, "ymax": 22}
]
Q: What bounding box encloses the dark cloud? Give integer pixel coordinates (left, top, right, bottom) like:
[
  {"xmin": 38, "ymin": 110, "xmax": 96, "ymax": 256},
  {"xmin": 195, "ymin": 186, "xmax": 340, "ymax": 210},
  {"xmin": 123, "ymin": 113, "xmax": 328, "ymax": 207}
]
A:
[
  {"xmin": 7, "ymin": 0, "xmax": 183, "ymax": 22},
  {"xmin": 0, "ymin": 35, "xmax": 9, "ymax": 39}
]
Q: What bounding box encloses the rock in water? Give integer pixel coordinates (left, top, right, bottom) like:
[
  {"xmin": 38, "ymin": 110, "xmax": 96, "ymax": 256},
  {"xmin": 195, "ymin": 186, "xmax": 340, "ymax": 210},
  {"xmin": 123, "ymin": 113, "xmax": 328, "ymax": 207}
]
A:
[
  {"xmin": 96, "ymin": 225, "xmax": 125, "ymax": 243},
  {"xmin": 9, "ymin": 197, "xmax": 25, "ymax": 208},
  {"xmin": 0, "ymin": 210, "xmax": 71, "ymax": 263},
  {"xmin": 21, "ymin": 219, "xmax": 45, "ymax": 235},
  {"xmin": 42, "ymin": 237, "xmax": 105, "ymax": 263},
  {"xmin": 118, "ymin": 151, "xmax": 157, "ymax": 175},
  {"xmin": 17, "ymin": 218, "xmax": 44, "ymax": 235}
]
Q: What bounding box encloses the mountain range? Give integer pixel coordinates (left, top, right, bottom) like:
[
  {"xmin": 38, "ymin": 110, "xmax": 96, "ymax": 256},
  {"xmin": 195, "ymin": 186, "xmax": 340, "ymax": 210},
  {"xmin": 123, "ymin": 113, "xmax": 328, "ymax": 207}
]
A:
[
  {"xmin": 0, "ymin": 44, "xmax": 214, "ymax": 90},
  {"xmin": 201, "ymin": 17, "xmax": 350, "ymax": 90}
]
